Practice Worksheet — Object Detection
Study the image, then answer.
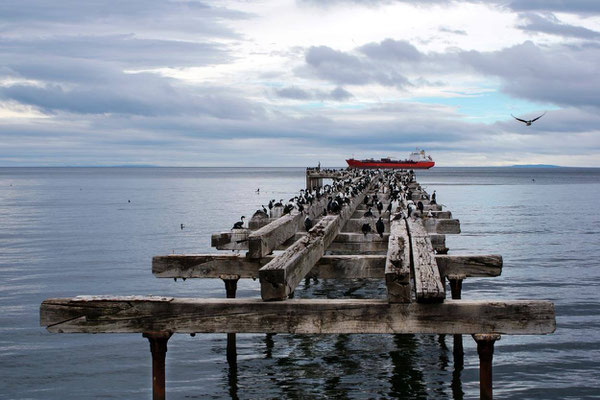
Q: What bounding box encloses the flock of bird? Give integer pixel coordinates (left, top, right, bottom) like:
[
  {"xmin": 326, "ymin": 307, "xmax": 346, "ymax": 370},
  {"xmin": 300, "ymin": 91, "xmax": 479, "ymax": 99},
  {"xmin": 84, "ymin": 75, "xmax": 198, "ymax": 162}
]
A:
[{"xmin": 230, "ymin": 168, "xmax": 438, "ymax": 244}]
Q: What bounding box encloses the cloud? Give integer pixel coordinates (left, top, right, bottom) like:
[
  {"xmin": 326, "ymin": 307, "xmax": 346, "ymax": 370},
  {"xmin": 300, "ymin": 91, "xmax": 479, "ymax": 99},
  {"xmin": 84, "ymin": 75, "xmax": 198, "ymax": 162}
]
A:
[
  {"xmin": 517, "ymin": 13, "xmax": 600, "ymax": 39},
  {"xmin": 275, "ymin": 86, "xmax": 353, "ymax": 101},
  {"xmin": 305, "ymin": 45, "xmax": 411, "ymax": 87}
]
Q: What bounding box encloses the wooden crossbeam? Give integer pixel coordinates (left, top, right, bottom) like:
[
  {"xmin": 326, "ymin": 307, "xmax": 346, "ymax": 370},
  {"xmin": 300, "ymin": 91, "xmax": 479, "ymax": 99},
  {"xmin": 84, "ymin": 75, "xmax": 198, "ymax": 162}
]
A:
[
  {"xmin": 258, "ymin": 181, "xmax": 373, "ymax": 300},
  {"xmin": 247, "ymin": 196, "xmax": 328, "ymax": 258},
  {"xmin": 40, "ymin": 297, "xmax": 556, "ymax": 335},
  {"xmin": 384, "ymin": 216, "xmax": 411, "ymax": 303},
  {"xmin": 152, "ymin": 253, "xmax": 502, "ymax": 280},
  {"xmin": 406, "ymin": 218, "xmax": 446, "ymax": 303},
  {"xmin": 436, "ymin": 255, "xmax": 502, "ymax": 277},
  {"xmin": 422, "ymin": 218, "xmax": 461, "ymax": 234}
]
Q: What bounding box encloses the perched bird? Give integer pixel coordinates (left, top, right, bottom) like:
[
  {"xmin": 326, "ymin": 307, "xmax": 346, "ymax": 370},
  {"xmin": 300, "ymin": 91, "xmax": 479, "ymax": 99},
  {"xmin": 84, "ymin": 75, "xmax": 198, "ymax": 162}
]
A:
[
  {"xmin": 363, "ymin": 207, "xmax": 374, "ymax": 218},
  {"xmin": 232, "ymin": 216, "xmax": 245, "ymax": 229},
  {"xmin": 386, "ymin": 202, "xmax": 392, "ymax": 213},
  {"xmin": 417, "ymin": 201, "xmax": 424, "ymax": 213},
  {"xmin": 511, "ymin": 112, "xmax": 546, "ymax": 126},
  {"xmin": 304, "ymin": 216, "xmax": 313, "ymax": 232},
  {"xmin": 376, "ymin": 201, "xmax": 383, "ymax": 215},
  {"xmin": 180, "ymin": 223, "xmax": 185, "ymax": 230},
  {"xmin": 375, "ymin": 217, "xmax": 384, "ymax": 238},
  {"xmin": 361, "ymin": 223, "xmax": 372, "ymax": 236}
]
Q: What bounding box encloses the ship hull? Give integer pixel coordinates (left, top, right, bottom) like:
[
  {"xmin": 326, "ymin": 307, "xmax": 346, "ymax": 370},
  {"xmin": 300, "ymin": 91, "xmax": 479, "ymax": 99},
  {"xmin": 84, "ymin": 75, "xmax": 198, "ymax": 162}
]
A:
[{"xmin": 346, "ymin": 159, "xmax": 435, "ymax": 169}]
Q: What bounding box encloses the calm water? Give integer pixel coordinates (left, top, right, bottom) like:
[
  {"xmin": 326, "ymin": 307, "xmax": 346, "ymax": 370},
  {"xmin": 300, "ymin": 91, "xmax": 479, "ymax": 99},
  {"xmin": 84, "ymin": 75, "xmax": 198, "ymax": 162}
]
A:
[{"xmin": 0, "ymin": 167, "xmax": 599, "ymax": 399}]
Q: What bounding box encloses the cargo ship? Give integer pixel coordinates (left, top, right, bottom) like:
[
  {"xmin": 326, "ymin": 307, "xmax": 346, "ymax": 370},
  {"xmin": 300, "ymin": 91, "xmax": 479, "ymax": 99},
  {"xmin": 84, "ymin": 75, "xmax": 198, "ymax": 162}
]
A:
[{"xmin": 346, "ymin": 150, "xmax": 434, "ymax": 169}]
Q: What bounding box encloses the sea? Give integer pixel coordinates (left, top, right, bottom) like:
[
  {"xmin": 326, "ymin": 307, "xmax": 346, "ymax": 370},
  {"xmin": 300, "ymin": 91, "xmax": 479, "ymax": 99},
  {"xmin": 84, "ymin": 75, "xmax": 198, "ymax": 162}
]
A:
[{"xmin": 0, "ymin": 167, "xmax": 599, "ymax": 400}]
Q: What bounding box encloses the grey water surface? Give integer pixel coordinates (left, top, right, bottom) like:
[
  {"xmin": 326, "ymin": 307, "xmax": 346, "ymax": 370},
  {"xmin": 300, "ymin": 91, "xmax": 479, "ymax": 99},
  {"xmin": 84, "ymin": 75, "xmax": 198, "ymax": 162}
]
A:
[{"xmin": 0, "ymin": 167, "xmax": 599, "ymax": 399}]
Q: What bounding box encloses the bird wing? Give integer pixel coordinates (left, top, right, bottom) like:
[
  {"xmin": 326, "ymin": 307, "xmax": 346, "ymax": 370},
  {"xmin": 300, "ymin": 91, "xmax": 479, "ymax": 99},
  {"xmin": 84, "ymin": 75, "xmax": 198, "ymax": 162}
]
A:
[
  {"xmin": 531, "ymin": 112, "xmax": 546, "ymax": 122},
  {"xmin": 511, "ymin": 114, "xmax": 528, "ymax": 123}
]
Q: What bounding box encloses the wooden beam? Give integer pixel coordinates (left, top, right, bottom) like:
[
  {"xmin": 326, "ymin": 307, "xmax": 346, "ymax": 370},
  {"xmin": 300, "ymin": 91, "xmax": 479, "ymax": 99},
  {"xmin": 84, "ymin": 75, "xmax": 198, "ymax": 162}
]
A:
[
  {"xmin": 406, "ymin": 218, "xmax": 446, "ymax": 303},
  {"xmin": 436, "ymin": 255, "xmax": 502, "ymax": 277},
  {"xmin": 422, "ymin": 218, "xmax": 461, "ymax": 234},
  {"xmin": 152, "ymin": 254, "xmax": 501, "ymax": 280},
  {"xmin": 247, "ymin": 196, "xmax": 328, "ymax": 258},
  {"xmin": 385, "ymin": 216, "xmax": 411, "ymax": 303},
  {"xmin": 40, "ymin": 297, "xmax": 556, "ymax": 335},
  {"xmin": 258, "ymin": 180, "xmax": 373, "ymax": 300}
]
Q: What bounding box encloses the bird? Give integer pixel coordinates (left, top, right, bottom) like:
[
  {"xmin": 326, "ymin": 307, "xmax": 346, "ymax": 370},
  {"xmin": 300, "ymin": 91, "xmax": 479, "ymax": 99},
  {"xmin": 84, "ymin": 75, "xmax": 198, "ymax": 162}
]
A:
[
  {"xmin": 232, "ymin": 216, "xmax": 245, "ymax": 229},
  {"xmin": 511, "ymin": 112, "xmax": 546, "ymax": 126},
  {"xmin": 304, "ymin": 216, "xmax": 313, "ymax": 232},
  {"xmin": 376, "ymin": 201, "xmax": 383, "ymax": 215},
  {"xmin": 361, "ymin": 223, "xmax": 372, "ymax": 236},
  {"xmin": 363, "ymin": 207, "xmax": 374, "ymax": 218},
  {"xmin": 386, "ymin": 202, "xmax": 392, "ymax": 213},
  {"xmin": 256, "ymin": 188, "xmax": 260, "ymax": 193},
  {"xmin": 180, "ymin": 223, "xmax": 184, "ymax": 230},
  {"xmin": 375, "ymin": 217, "xmax": 384, "ymax": 238}
]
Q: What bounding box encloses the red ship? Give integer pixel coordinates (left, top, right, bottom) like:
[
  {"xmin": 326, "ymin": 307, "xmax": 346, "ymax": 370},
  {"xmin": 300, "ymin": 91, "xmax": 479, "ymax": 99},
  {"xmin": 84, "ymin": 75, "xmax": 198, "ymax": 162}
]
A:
[{"xmin": 346, "ymin": 150, "xmax": 434, "ymax": 169}]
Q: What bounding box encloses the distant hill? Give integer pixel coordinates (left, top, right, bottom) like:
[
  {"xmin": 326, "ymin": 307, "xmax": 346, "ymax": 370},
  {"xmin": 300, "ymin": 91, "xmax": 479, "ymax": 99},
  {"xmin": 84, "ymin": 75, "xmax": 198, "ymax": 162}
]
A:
[{"xmin": 509, "ymin": 164, "xmax": 561, "ymax": 168}]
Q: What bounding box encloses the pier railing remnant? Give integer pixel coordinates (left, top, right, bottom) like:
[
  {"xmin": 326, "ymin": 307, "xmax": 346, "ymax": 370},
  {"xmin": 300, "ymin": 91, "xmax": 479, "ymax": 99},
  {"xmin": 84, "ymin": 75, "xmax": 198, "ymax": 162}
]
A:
[{"xmin": 40, "ymin": 168, "xmax": 555, "ymax": 400}]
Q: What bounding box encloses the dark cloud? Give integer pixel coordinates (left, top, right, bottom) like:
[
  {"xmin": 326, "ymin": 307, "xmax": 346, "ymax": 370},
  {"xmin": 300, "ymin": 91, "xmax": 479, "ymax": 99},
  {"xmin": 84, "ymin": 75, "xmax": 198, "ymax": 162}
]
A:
[
  {"xmin": 305, "ymin": 45, "xmax": 411, "ymax": 87},
  {"xmin": 0, "ymin": 35, "xmax": 231, "ymax": 69},
  {"xmin": 298, "ymin": 0, "xmax": 600, "ymax": 15},
  {"xmin": 506, "ymin": 0, "xmax": 600, "ymax": 15},
  {"xmin": 359, "ymin": 39, "xmax": 422, "ymax": 61},
  {"xmin": 275, "ymin": 86, "xmax": 353, "ymax": 101},
  {"xmin": 329, "ymin": 87, "xmax": 353, "ymax": 100},
  {"xmin": 517, "ymin": 13, "xmax": 600, "ymax": 39},
  {"xmin": 276, "ymin": 87, "xmax": 312, "ymax": 100},
  {"xmin": 460, "ymin": 41, "xmax": 600, "ymax": 108},
  {"xmin": 0, "ymin": 0, "xmax": 249, "ymax": 38},
  {"xmin": 301, "ymin": 39, "xmax": 600, "ymax": 109}
]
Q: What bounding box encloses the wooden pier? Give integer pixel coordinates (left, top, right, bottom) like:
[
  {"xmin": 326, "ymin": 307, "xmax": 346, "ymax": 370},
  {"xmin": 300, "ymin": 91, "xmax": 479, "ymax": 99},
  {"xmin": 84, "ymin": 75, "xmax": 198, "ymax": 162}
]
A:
[{"xmin": 40, "ymin": 168, "xmax": 555, "ymax": 400}]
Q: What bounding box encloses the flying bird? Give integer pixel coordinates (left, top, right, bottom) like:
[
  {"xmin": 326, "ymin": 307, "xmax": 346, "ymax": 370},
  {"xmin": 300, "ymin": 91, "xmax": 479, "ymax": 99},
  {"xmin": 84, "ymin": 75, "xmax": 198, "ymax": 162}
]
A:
[{"xmin": 511, "ymin": 112, "xmax": 546, "ymax": 126}]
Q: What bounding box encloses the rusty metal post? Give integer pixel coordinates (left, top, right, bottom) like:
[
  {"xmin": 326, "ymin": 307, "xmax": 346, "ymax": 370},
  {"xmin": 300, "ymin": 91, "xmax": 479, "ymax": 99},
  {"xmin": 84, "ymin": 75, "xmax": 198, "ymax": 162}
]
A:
[
  {"xmin": 473, "ymin": 333, "xmax": 501, "ymax": 400},
  {"xmin": 447, "ymin": 274, "xmax": 466, "ymax": 364},
  {"xmin": 143, "ymin": 331, "xmax": 172, "ymax": 400},
  {"xmin": 221, "ymin": 275, "xmax": 240, "ymax": 366}
]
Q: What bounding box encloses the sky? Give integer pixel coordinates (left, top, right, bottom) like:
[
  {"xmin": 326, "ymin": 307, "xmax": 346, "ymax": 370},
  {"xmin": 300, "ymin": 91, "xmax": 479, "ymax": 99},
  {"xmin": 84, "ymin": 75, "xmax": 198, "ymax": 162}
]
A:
[{"xmin": 1, "ymin": 0, "xmax": 599, "ymax": 167}]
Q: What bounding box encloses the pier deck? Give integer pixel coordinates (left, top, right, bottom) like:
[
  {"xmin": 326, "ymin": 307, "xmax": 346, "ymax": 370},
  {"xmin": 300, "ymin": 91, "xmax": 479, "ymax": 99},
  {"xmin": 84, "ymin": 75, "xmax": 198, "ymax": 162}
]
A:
[{"xmin": 40, "ymin": 168, "xmax": 555, "ymax": 400}]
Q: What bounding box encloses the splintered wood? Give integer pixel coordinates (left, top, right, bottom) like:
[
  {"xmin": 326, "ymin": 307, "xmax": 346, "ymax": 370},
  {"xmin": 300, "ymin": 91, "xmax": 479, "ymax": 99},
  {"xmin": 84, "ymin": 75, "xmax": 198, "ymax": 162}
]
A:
[
  {"xmin": 41, "ymin": 297, "xmax": 556, "ymax": 335},
  {"xmin": 407, "ymin": 218, "xmax": 446, "ymax": 303},
  {"xmin": 258, "ymin": 177, "xmax": 374, "ymax": 300},
  {"xmin": 385, "ymin": 215, "xmax": 411, "ymax": 302}
]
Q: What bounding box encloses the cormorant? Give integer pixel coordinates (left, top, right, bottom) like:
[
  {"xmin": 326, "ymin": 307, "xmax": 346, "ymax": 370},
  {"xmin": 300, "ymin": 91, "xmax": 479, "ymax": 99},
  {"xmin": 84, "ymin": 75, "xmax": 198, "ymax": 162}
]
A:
[
  {"xmin": 375, "ymin": 217, "xmax": 384, "ymax": 238},
  {"xmin": 304, "ymin": 216, "xmax": 313, "ymax": 232},
  {"xmin": 361, "ymin": 223, "xmax": 372, "ymax": 236},
  {"xmin": 180, "ymin": 223, "xmax": 184, "ymax": 230},
  {"xmin": 232, "ymin": 216, "xmax": 245, "ymax": 229},
  {"xmin": 363, "ymin": 207, "xmax": 374, "ymax": 218},
  {"xmin": 376, "ymin": 201, "xmax": 383, "ymax": 215}
]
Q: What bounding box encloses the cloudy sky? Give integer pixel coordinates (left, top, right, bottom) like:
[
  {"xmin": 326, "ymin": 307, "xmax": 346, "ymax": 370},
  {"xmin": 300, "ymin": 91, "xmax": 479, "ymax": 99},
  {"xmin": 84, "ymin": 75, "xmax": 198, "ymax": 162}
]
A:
[{"xmin": 1, "ymin": 0, "xmax": 599, "ymax": 166}]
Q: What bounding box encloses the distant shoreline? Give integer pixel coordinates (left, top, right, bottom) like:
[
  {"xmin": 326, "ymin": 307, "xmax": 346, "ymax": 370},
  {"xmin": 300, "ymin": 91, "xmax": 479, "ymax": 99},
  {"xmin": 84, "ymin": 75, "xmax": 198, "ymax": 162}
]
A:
[{"xmin": 1, "ymin": 164, "xmax": 598, "ymax": 168}]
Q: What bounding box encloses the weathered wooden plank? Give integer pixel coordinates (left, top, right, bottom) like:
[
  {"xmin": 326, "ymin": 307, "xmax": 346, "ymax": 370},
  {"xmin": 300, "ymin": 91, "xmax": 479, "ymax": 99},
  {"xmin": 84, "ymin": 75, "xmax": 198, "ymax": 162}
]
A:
[
  {"xmin": 259, "ymin": 181, "xmax": 373, "ymax": 300},
  {"xmin": 422, "ymin": 218, "xmax": 461, "ymax": 234},
  {"xmin": 406, "ymin": 219, "xmax": 446, "ymax": 303},
  {"xmin": 248, "ymin": 213, "xmax": 304, "ymax": 258},
  {"xmin": 210, "ymin": 230, "xmax": 250, "ymax": 251},
  {"xmin": 40, "ymin": 298, "xmax": 556, "ymax": 335},
  {"xmin": 429, "ymin": 234, "xmax": 446, "ymax": 252},
  {"xmin": 247, "ymin": 192, "xmax": 330, "ymax": 258},
  {"xmin": 152, "ymin": 254, "xmax": 502, "ymax": 280},
  {"xmin": 385, "ymin": 216, "xmax": 411, "ymax": 303},
  {"xmin": 436, "ymin": 255, "xmax": 502, "ymax": 277}
]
